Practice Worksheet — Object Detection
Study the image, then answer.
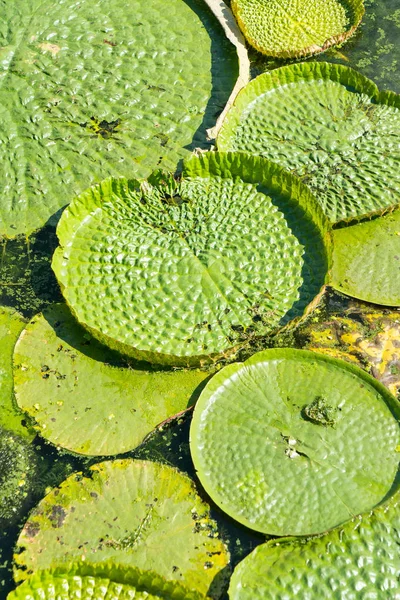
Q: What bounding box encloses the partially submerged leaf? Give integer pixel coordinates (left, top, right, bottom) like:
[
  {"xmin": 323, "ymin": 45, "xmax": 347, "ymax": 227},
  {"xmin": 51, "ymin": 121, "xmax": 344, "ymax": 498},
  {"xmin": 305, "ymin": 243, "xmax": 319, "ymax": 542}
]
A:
[
  {"xmin": 303, "ymin": 304, "xmax": 400, "ymax": 397},
  {"xmin": 13, "ymin": 304, "xmax": 209, "ymax": 456},
  {"xmin": 0, "ymin": 307, "xmax": 34, "ymax": 440},
  {"xmin": 0, "ymin": 0, "xmax": 237, "ymax": 237},
  {"xmin": 14, "ymin": 459, "xmax": 229, "ymax": 597},
  {"xmin": 231, "ymin": 0, "xmax": 364, "ymax": 58},
  {"xmin": 218, "ymin": 62, "xmax": 400, "ymax": 223},
  {"xmin": 0, "ymin": 428, "xmax": 37, "ymax": 526},
  {"xmin": 190, "ymin": 348, "xmax": 400, "ymax": 536},
  {"xmin": 331, "ymin": 206, "xmax": 400, "ymax": 305},
  {"xmin": 229, "ymin": 491, "xmax": 400, "ymax": 599},
  {"xmin": 52, "ymin": 152, "xmax": 331, "ymax": 366},
  {"xmin": 8, "ymin": 563, "xmax": 204, "ymax": 599}
]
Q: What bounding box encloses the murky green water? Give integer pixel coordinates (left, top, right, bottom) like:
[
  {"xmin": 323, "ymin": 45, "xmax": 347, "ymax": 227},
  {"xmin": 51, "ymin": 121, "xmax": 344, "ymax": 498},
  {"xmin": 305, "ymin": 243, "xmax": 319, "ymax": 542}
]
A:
[{"xmin": 1, "ymin": 0, "xmax": 399, "ymax": 596}]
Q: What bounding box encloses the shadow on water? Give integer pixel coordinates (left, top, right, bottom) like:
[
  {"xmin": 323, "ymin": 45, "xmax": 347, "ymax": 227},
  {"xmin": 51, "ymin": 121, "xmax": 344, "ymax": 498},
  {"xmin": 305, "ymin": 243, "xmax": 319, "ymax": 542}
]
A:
[{"xmin": 184, "ymin": 0, "xmax": 239, "ymax": 152}]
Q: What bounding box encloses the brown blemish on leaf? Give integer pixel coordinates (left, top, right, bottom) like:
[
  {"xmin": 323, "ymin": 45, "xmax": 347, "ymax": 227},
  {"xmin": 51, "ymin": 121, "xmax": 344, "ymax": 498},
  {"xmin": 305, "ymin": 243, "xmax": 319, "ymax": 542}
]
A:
[
  {"xmin": 25, "ymin": 521, "xmax": 40, "ymax": 538},
  {"xmin": 49, "ymin": 505, "xmax": 67, "ymax": 528},
  {"xmin": 38, "ymin": 43, "xmax": 61, "ymax": 56}
]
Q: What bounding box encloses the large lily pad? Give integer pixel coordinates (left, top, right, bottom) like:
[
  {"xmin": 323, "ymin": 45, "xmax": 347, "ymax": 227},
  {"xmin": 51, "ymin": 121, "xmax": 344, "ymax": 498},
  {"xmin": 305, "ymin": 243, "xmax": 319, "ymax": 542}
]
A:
[
  {"xmin": 190, "ymin": 348, "xmax": 400, "ymax": 536},
  {"xmin": 0, "ymin": 0, "xmax": 237, "ymax": 238},
  {"xmin": 218, "ymin": 62, "xmax": 400, "ymax": 223},
  {"xmin": 13, "ymin": 304, "xmax": 209, "ymax": 456},
  {"xmin": 229, "ymin": 491, "xmax": 400, "ymax": 599},
  {"xmin": 8, "ymin": 564, "xmax": 203, "ymax": 599},
  {"xmin": 0, "ymin": 307, "xmax": 34, "ymax": 440},
  {"xmin": 14, "ymin": 459, "xmax": 229, "ymax": 597},
  {"xmin": 52, "ymin": 152, "xmax": 331, "ymax": 366},
  {"xmin": 231, "ymin": 0, "xmax": 364, "ymax": 58},
  {"xmin": 331, "ymin": 206, "xmax": 400, "ymax": 305}
]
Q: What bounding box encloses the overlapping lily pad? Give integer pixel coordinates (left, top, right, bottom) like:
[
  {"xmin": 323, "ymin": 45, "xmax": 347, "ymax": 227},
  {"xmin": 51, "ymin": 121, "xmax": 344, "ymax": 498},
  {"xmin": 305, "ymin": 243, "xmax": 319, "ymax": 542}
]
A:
[
  {"xmin": 52, "ymin": 152, "xmax": 331, "ymax": 366},
  {"xmin": 229, "ymin": 491, "xmax": 400, "ymax": 599},
  {"xmin": 190, "ymin": 348, "xmax": 400, "ymax": 536},
  {"xmin": 218, "ymin": 62, "xmax": 400, "ymax": 223},
  {"xmin": 14, "ymin": 459, "xmax": 229, "ymax": 597},
  {"xmin": 231, "ymin": 0, "xmax": 364, "ymax": 58},
  {"xmin": 331, "ymin": 206, "xmax": 400, "ymax": 305},
  {"xmin": 8, "ymin": 564, "xmax": 203, "ymax": 599},
  {"xmin": 0, "ymin": 0, "xmax": 237, "ymax": 237},
  {"xmin": 13, "ymin": 304, "xmax": 209, "ymax": 456},
  {"xmin": 0, "ymin": 307, "xmax": 34, "ymax": 440}
]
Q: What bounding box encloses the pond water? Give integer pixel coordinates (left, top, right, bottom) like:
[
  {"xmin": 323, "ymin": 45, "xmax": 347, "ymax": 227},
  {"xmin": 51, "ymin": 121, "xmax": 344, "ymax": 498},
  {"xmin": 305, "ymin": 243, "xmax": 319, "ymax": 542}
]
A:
[{"xmin": 1, "ymin": 0, "xmax": 399, "ymax": 597}]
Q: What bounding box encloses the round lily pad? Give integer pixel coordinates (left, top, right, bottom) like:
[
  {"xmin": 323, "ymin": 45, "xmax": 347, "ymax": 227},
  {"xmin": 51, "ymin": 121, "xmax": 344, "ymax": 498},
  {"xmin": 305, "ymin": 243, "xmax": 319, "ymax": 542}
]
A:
[
  {"xmin": 52, "ymin": 152, "xmax": 331, "ymax": 366},
  {"xmin": 229, "ymin": 491, "xmax": 400, "ymax": 599},
  {"xmin": 231, "ymin": 0, "xmax": 364, "ymax": 58},
  {"xmin": 14, "ymin": 459, "xmax": 229, "ymax": 597},
  {"xmin": 331, "ymin": 206, "xmax": 400, "ymax": 306},
  {"xmin": 8, "ymin": 564, "xmax": 203, "ymax": 600},
  {"xmin": 190, "ymin": 348, "xmax": 400, "ymax": 536},
  {"xmin": 0, "ymin": 0, "xmax": 237, "ymax": 237},
  {"xmin": 0, "ymin": 307, "xmax": 34, "ymax": 440},
  {"xmin": 218, "ymin": 62, "xmax": 400, "ymax": 224},
  {"xmin": 13, "ymin": 304, "xmax": 209, "ymax": 456}
]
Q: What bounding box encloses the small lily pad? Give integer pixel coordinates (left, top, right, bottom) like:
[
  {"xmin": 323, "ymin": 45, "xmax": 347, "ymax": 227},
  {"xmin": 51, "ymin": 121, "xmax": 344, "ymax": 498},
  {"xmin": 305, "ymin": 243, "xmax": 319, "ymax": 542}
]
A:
[
  {"xmin": 52, "ymin": 152, "xmax": 331, "ymax": 366},
  {"xmin": 331, "ymin": 206, "xmax": 400, "ymax": 305},
  {"xmin": 14, "ymin": 459, "xmax": 229, "ymax": 597},
  {"xmin": 13, "ymin": 304, "xmax": 209, "ymax": 456},
  {"xmin": 190, "ymin": 348, "xmax": 400, "ymax": 536},
  {"xmin": 8, "ymin": 563, "xmax": 203, "ymax": 599},
  {"xmin": 231, "ymin": 0, "xmax": 364, "ymax": 58},
  {"xmin": 218, "ymin": 62, "xmax": 400, "ymax": 223},
  {"xmin": 229, "ymin": 491, "xmax": 400, "ymax": 599}
]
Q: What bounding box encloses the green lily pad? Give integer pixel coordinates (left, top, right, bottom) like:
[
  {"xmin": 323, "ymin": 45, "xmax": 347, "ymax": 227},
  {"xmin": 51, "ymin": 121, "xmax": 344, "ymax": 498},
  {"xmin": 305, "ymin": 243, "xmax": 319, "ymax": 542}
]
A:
[
  {"xmin": 13, "ymin": 303, "xmax": 209, "ymax": 456},
  {"xmin": 52, "ymin": 152, "xmax": 331, "ymax": 366},
  {"xmin": 190, "ymin": 348, "xmax": 400, "ymax": 536},
  {"xmin": 331, "ymin": 206, "xmax": 400, "ymax": 306},
  {"xmin": 0, "ymin": 307, "xmax": 34, "ymax": 440},
  {"xmin": 231, "ymin": 0, "xmax": 364, "ymax": 58},
  {"xmin": 218, "ymin": 62, "xmax": 400, "ymax": 224},
  {"xmin": 14, "ymin": 459, "xmax": 229, "ymax": 597},
  {"xmin": 0, "ymin": 0, "xmax": 237, "ymax": 238},
  {"xmin": 229, "ymin": 491, "xmax": 400, "ymax": 599},
  {"xmin": 8, "ymin": 564, "xmax": 203, "ymax": 599}
]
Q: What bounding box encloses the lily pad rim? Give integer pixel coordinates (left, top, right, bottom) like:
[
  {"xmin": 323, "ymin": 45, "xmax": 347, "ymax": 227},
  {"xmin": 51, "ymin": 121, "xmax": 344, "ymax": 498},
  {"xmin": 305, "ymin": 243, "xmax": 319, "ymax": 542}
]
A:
[
  {"xmin": 8, "ymin": 561, "xmax": 205, "ymax": 600},
  {"xmin": 190, "ymin": 347, "xmax": 400, "ymax": 536}
]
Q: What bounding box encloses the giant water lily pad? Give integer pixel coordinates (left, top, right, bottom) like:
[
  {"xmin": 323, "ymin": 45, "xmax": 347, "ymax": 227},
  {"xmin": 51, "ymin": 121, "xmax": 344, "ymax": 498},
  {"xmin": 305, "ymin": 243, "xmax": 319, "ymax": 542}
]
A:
[
  {"xmin": 52, "ymin": 152, "xmax": 331, "ymax": 366},
  {"xmin": 190, "ymin": 348, "xmax": 400, "ymax": 536},
  {"xmin": 8, "ymin": 564, "xmax": 203, "ymax": 599},
  {"xmin": 0, "ymin": 0, "xmax": 236, "ymax": 238},
  {"xmin": 218, "ymin": 62, "xmax": 400, "ymax": 223},
  {"xmin": 13, "ymin": 304, "xmax": 209, "ymax": 456},
  {"xmin": 0, "ymin": 307, "xmax": 34, "ymax": 439},
  {"xmin": 14, "ymin": 459, "xmax": 229, "ymax": 597},
  {"xmin": 229, "ymin": 491, "xmax": 400, "ymax": 599},
  {"xmin": 231, "ymin": 0, "xmax": 364, "ymax": 58},
  {"xmin": 331, "ymin": 206, "xmax": 400, "ymax": 305}
]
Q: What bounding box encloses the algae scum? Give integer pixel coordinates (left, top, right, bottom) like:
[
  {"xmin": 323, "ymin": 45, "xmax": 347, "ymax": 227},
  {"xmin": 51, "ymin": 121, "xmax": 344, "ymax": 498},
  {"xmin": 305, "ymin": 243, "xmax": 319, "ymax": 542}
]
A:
[{"xmin": 1, "ymin": 0, "xmax": 400, "ymax": 598}]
